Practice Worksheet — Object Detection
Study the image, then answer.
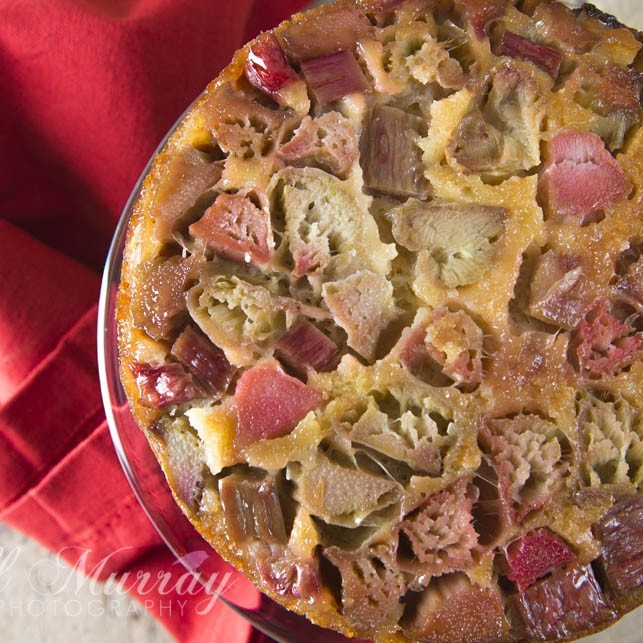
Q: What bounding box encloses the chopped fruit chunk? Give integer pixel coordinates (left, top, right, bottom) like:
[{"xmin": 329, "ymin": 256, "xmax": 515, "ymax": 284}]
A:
[
  {"xmin": 514, "ymin": 564, "xmax": 614, "ymax": 640},
  {"xmin": 279, "ymin": 7, "xmax": 371, "ymax": 63},
  {"xmin": 404, "ymin": 573, "xmax": 510, "ymax": 643},
  {"xmin": 218, "ymin": 473, "xmax": 287, "ymax": 544},
  {"xmin": 325, "ymin": 545, "xmax": 405, "ymax": 630},
  {"xmin": 455, "ymin": 0, "xmax": 508, "ymax": 39},
  {"xmin": 539, "ymin": 131, "xmax": 632, "ymax": 225},
  {"xmin": 576, "ymin": 64, "xmax": 643, "ymax": 117},
  {"xmin": 506, "ymin": 529, "xmax": 576, "ymax": 591},
  {"xmin": 361, "ymin": 106, "xmax": 428, "ymax": 199},
  {"xmin": 395, "ymin": 308, "xmax": 484, "ymax": 390},
  {"xmin": 189, "ymin": 192, "xmax": 273, "ymax": 266},
  {"xmin": 423, "ymin": 309, "xmax": 484, "ymax": 389},
  {"xmin": 291, "ymin": 454, "xmax": 400, "ymax": 527},
  {"xmin": 275, "ymin": 319, "xmax": 339, "ymax": 377},
  {"xmin": 170, "ymin": 325, "xmax": 236, "ymax": 395},
  {"xmin": 156, "ymin": 419, "xmax": 208, "ymax": 510},
  {"xmin": 131, "ymin": 362, "xmax": 204, "ymax": 409},
  {"xmin": 244, "ymin": 32, "xmax": 299, "ymax": 97},
  {"xmin": 348, "ymin": 400, "xmax": 444, "ymax": 476},
  {"xmin": 322, "ymin": 271, "xmax": 398, "ymax": 361},
  {"xmin": 390, "ymin": 199, "xmax": 505, "ymax": 288},
  {"xmin": 154, "ymin": 149, "xmax": 222, "ymax": 242},
  {"xmin": 594, "ymin": 495, "xmax": 643, "ymax": 594},
  {"xmin": 399, "ymin": 480, "xmax": 478, "ymax": 578},
  {"xmin": 573, "ymin": 300, "xmax": 643, "ymax": 376},
  {"xmin": 233, "ymin": 360, "xmax": 323, "ymax": 447},
  {"xmin": 448, "ymin": 109, "xmax": 502, "ymax": 174},
  {"xmin": 496, "ymin": 30, "xmax": 563, "ymax": 78},
  {"xmin": 278, "ymin": 112, "xmax": 359, "ymax": 179},
  {"xmin": 448, "ymin": 61, "xmax": 545, "ymax": 178},
  {"xmin": 254, "ymin": 544, "xmax": 321, "ymax": 599},
  {"xmin": 528, "ymin": 251, "xmax": 592, "ymax": 330},
  {"xmin": 131, "ymin": 256, "xmax": 202, "ymax": 341},
  {"xmin": 301, "ymin": 50, "xmax": 370, "ymax": 104},
  {"xmin": 533, "ymin": 1, "xmax": 598, "ymax": 53},
  {"xmin": 481, "ymin": 415, "xmax": 569, "ymax": 523},
  {"xmin": 206, "ymin": 82, "xmax": 294, "ymax": 158}
]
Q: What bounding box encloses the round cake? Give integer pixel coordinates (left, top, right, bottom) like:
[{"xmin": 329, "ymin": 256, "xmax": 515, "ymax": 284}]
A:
[{"xmin": 117, "ymin": 1, "xmax": 643, "ymax": 640}]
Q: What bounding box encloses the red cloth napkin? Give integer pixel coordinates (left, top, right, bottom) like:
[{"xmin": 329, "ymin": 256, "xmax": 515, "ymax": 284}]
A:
[{"xmin": 0, "ymin": 1, "xmax": 309, "ymax": 641}]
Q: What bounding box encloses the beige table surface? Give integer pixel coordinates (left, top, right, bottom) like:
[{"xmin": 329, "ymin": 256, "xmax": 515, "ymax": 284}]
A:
[{"xmin": 2, "ymin": 1, "xmax": 642, "ymax": 642}]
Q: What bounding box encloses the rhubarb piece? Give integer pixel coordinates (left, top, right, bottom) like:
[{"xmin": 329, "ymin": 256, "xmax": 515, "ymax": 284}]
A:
[
  {"xmin": 575, "ymin": 64, "xmax": 643, "ymax": 118},
  {"xmin": 189, "ymin": 192, "xmax": 273, "ymax": 266},
  {"xmin": 187, "ymin": 272, "xmax": 327, "ymax": 367},
  {"xmin": 528, "ymin": 251, "xmax": 592, "ymax": 330},
  {"xmin": 404, "ymin": 573, "xmax": 510, "ymax": 642},
  {"xmin": 480, "ymin": 415, "xmax": 569, "ymax": 523},
  {"xmin": 290, "ymin": 453, "xmax": 400, "ymax": 527},
  {"xmin": 324, "ymin": 544, "xmax": 406, "ymax": 630},
  {"xmin": 390, "ymin": 198, "xmax": 505, "ymax": 288},
  {"xmin": 515, "ymin": 564, "xmax": 614, "ymax": 640},
  {"xmin": 276, "ymin": 167, "xmax": 396, "ymax": 288},
  {"xmin": 533, "ymin": 1, "xmax": 598, "ymax": 53},
  {"xmin": 455, "ymin": 0, "xmax": 508, "ymax": 39},
  {"xmin": 275, "ymin": 319, "xmax": 339, "ymax": 377},
  {"xmin": 219, "ymin": 474, "xmax": 321, "ymax": 600},
  {"xmin": 278, "ymin": 7, "xmax": 371, "ymax": 63},
  {"xmin": 573, "ymin": 300, "xmax": 643, "ymax": 377},
  {"xmin": 539, "ymin": 131, "xmax": 632, "ymax": 225},
  {"xmin": 232, "ymin": 360, "xmax": 323, "ymax": 448},
  {"xmin": 244, "ymin": 32, "xmax": 299, "ymax": 98},
  {"xmin": 218, "ymin": 472, "xmax": 287, "ymax": 544},
  {"xmin": 155, "ymin": 417, "xmax": 208, "ymax": 509},
  {"xmin": 448, "ymin": 62, "xmax": 545, "ymax": 177},
  {"xmin": 278, "ymin": 112, "xmax": 359, "ymax": 179},
  {"xmin": 571, "ymin": 63, "xmax": 643, "ymax": 150},
  {"xmin": 254, "ymin": 544, "xmax": 321, "ymax": 600},
  {"xmin": 394, "ymin": 308, "xmax": 484, "ymax": 390},
  {"xmin": 594, "ymin": 495, "xmax": 643, "ymax": 594},
  {"xmin": 131, "ymin": 362, "xmax": 204, "ymax": 409},
  {"xmin": 170, "ymin": 325, "xmax": 236, "ymax": 395},
  {"xmin": 506, "ymin": 529, "xmax": 576, "ymax": 591},
  {"xmin": 361, "ymin": 105, "xmax": 428, "ymax": 199},
  {"xmin": 448, "ymin": 108, "xmax": 502, "ymax": 174},
  {"xmin": 578, "ymin": 389, "xmax": 643, "ymax": 487},
  {"xmin": 399, "ymin": 480, "xmax": 478, "ymax": 579},
  {"xmin": 131, "ymin": 255, "xmax": 202, "ymax": 341},
  {"xmin": 301, "ymin": 50, "xmax": 370, "ymax": 104},
  {"xmin": 421, "ymin": 308, "xmax": 484, "ymax": 389},
  {"xmin": 322, "ymin": 271, "xmax": 398, "ymax": 362},
  {"xmin": 206, "ymin": 82, "xmax": 294, "ymax": 159},
  {"xmin": 153, "ymin": 148, "xmax": 222, "ymax": 242},
  {"xmin": 348, "ymin": 399, "xmax": 446, "ymax": 476},
  {"xmin": 496, "ymin": 30, "xmax": 563, "ymax": 78}
]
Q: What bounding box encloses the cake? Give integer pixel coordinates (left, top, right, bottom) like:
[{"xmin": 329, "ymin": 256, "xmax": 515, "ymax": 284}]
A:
[{"xmin": 117, "ymin": 1, "xmax": 643, "ymax": 640}]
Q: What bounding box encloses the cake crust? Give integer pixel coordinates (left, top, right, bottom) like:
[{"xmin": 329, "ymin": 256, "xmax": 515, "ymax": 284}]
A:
[{"xmin": 117, "ymin": 1, "xmax": 643, "ymax": 640}]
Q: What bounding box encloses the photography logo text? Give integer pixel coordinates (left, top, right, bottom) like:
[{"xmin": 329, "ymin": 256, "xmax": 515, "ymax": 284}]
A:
[{"xmin": 0, "ymin": 545, "xmax": 233, "ymax": 619}]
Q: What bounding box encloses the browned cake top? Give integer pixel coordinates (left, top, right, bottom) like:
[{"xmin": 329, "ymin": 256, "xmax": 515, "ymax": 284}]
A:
[{"xmin": 118, "ymin": 1, "xmax": 643, "ymax": 640}]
